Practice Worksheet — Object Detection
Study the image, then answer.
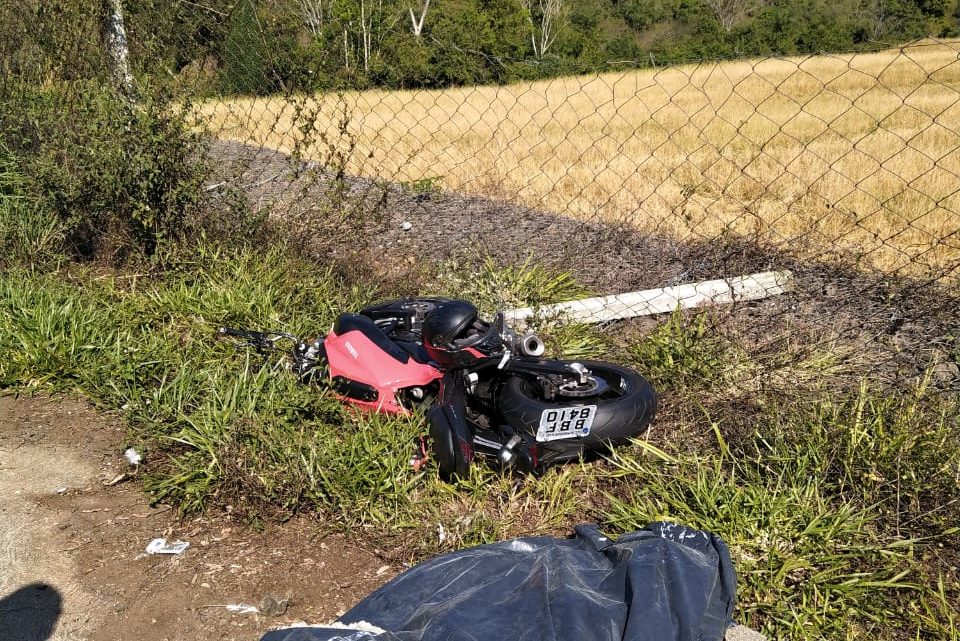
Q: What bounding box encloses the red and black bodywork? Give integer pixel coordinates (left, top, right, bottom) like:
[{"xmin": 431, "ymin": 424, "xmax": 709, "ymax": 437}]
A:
[
  {"xmin": 323, "ymin": 313, "xmax": 441, "ymax": 414},
  {"xmin": 220, "ymin": 298, "xmax": 656, "ymax": 480}
]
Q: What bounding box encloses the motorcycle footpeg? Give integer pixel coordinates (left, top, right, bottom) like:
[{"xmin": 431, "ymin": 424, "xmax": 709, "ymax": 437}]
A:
[
  {"xmin": 497, "ymin": 434, "xmax": 523, "ymax": 467},
  {"xmin": 496, "ymin": 433, "xmax": 535, "ymax": 474}
]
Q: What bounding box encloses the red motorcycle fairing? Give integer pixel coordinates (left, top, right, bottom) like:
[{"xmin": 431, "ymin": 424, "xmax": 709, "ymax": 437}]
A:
[{"xmin": 324, "ymin": 318, "xmax": 442, "ymax": 415}]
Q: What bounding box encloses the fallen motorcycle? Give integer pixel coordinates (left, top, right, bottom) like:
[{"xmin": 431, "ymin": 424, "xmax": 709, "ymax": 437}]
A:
[{"xmin": 219, "ymin": 298, "xmax": 656, "ymax": 479}]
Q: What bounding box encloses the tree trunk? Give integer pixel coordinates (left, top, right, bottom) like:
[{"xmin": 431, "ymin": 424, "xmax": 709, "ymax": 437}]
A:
[
  {"xmin": 409, "ymin": 0, "xmax": 430, "ymax": 36},
  {"xmin": 361, "ymin": 0, "xmax": 370, "ymax": 72},
  {"xmin": 101, "ymin": 0, "xmax": 135, "ymax": 99}
]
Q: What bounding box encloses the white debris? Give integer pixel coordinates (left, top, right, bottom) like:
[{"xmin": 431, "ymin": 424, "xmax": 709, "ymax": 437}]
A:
[
  {"xmin": 273, "ymin": 621, "xmax": 387, "ymax": 634},
  {"xmin": 507, "ymin": 540, "xmax": 535, "ymax": 553},
  {"xmin": 225, "ymin": 604, "xmax": 260, "ymax": 614},
  {"xmin": 504, "ymin": 270, "xmax": 795, "ymax": 326},
  {"xmin": 104, "ymin": 473, "xmax": 127, "ymax": 487},
  {"xmin": 437, "ymin": 522, "xmax": 446, "ymax": 545},
  {"xmin": 145, "ymin": 538, "xmax": 190, "ymax": 555},
  {"xmin": 401, "ymin": 221, "xmax": 413, "ymax": 231},
  {"xmin": 124, "ymin": 447, "xmax": 142, "ymax": 466},
  {"xmin": 55, "ymin": 487, "xmax": 68, "ymax": 495}
]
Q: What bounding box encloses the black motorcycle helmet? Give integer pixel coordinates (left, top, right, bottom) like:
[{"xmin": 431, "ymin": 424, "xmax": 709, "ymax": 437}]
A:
[{"xmin": 422, "ymin": 300, "xmax": 504, "ymax": 367}]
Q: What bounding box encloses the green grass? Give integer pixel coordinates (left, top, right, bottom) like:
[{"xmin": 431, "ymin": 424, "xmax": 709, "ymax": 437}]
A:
[
  {"xmin": 0, "ymin": 248, "xmax": 595, "ymax": 541},
  {"xmin": 0, "ymin": 144, "xmax": 64, "ymax": 270},
  {"xmin": 438, "ymin": 255, "xmax": 589, "ymax": 315},
  {"xmin": 1, "ymin": 231, "xmax": 958, "ymax": 639},
  {"xmin": 603, "ymin": 382, "xmax": 960, "ymax": 640},
  {"xmin": 630, "ymin": 309, "xmax": 747, "ymax": 392}
]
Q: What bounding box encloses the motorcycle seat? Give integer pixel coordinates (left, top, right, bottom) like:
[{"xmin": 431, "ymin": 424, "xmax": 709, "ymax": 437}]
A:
[{"xmin": 333, "ymin": 313, "xmax": 411, "ymax": 364}]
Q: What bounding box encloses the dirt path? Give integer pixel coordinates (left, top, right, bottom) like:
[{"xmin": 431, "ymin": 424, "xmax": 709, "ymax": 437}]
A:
[
  {"xmin": 0, "ymin": 397, "xmax": 773, "ymax": 641},
  {"xmin": 0, "ymin": 395, "xmax": 393, "ymax": 641}
]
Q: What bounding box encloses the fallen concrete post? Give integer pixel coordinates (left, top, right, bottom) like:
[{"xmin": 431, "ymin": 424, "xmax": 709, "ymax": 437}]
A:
[{"xmin": 505, "ymin": 270, "xmax": 794, "ymax": 325}]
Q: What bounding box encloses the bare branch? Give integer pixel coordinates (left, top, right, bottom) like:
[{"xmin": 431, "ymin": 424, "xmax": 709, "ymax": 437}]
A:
[
  {"xmin": 521, "ymin": 0, "xmax": 564, "ymax": 58},
  {"xmin": 704, "ymin": 0, "xmax": 764, "ymax": 32},
  {"xmin": 300, "ymin": 0, "xmax": 323, "ymax": 36}
]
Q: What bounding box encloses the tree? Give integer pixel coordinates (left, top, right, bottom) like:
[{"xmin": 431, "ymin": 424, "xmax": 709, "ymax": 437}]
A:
[
  {"xmin": 220, "ymin": 0, "xmax": 271, "ymax": 93},
  {"xmin": 301, "ymin": 0, "xmax": 324, "ymax": 35},
  {"xmin": 704, "ymin": 0, "xmax": 763, "ymax": 32},
  {"xmin": 859, "ymin": 0, "xmax": 926, "ymax": 40},
  {"xmin": 408, "ymin": 0, "xmax": 431, "ymax": 36},
  {"xmin": 521, "ymin": 0, "xmax": 565, "ymax": 57},
  {"xmin": 323, "ymin": 0, "xmax": 403, "ymax": 74}
]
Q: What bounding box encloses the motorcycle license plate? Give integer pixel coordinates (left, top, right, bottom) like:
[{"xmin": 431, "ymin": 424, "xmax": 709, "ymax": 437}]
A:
[{"xmin": 536, "ymin": 405, "xmax": 597, "ymax": 442}]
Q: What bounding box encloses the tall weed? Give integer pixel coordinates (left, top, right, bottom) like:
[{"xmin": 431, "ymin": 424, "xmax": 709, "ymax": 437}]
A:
[
  {"xmin": 631, "ymin": 310, "xmax": 741, "ymax": 391},
  {"xmin": 0, "ymin": 144, "xmax": 64, "ymax": 268}
]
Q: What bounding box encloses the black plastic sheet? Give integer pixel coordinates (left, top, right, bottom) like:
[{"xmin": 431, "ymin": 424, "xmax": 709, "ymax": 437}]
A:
[{"xmin": 261, "ymin": 522, "xmax": 736, "ymax": 641}]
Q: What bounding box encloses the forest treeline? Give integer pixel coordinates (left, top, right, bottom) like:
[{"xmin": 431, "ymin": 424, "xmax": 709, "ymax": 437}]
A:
[{"xmin": 4, "ymin": 0, "xmax": 960, "ymax": 93}]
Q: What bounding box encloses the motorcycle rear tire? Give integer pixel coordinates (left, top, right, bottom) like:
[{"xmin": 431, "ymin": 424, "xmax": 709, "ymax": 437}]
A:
[{"xmin": 498, "ymin": 360, "xmax": 656, "ymax": 467}]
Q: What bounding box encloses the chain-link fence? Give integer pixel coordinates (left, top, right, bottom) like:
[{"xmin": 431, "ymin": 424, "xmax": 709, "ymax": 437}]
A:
[
  {"xmin": 194, "ymin": 37, "xmax": 960, "ymax": 395},
  {"xmin": 206, "ymin": 41, "xmax": 960, "ymax": 283},
  {"xmin": 4, "ymin": 5, "xmax": 959, "ymax": 395}
]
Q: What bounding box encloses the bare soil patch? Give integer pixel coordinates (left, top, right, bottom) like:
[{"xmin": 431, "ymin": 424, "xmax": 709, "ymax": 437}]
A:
[{"xmin": 0, "ymin": 395, "xmax": 394, "ymax": 641}]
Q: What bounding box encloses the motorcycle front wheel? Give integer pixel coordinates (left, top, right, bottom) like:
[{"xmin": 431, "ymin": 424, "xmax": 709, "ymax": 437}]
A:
[{"xmin": 497, "ymin": 360, "xmax": 657, "ymax": 467}]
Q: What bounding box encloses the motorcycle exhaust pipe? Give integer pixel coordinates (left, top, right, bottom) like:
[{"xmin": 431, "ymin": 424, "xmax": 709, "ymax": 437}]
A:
[{"xmin": 518, "ymin": 332, "xmax": 545, "ymax": 357}]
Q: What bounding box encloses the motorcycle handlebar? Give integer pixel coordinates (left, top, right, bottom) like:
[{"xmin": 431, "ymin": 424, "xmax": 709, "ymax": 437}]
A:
[
  {"xmin": 218, "ymin": 326, "xmax": 262, "ymax": 340},
  {"xmin": 217, "ymin": 326, "xmax": 300, "ymax": 350}
]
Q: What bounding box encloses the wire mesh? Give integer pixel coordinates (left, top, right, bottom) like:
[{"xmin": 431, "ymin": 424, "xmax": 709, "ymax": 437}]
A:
[
  {"xmin": 4, "ymin": 6, "xmax": 959, "ymax": 394},
  {"xmin": 189, "ymin": 36, "xmax": 960, "ymax": 393}
]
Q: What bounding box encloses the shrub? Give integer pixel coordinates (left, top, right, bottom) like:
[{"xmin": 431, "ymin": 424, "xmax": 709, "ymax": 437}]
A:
[{"xmin": 0, "ymin": 80, "xmax": 208, "ymax": 264}]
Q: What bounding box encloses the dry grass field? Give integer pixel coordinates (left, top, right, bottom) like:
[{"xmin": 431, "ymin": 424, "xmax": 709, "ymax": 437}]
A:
[{"xmin": 201, "ymin": 40, "xmax": 960, "ymax": 280}]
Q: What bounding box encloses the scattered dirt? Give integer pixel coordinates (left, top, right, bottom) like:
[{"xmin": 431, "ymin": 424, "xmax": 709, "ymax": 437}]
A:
[{"xmin": 0, "ymin": 394, "xmax": 394, "ymax": 641}]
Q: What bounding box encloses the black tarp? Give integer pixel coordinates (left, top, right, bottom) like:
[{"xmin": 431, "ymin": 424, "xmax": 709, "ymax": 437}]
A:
[{"xmin": 261, "ymin": 522, "xmax": 737, "ymax": 641}]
